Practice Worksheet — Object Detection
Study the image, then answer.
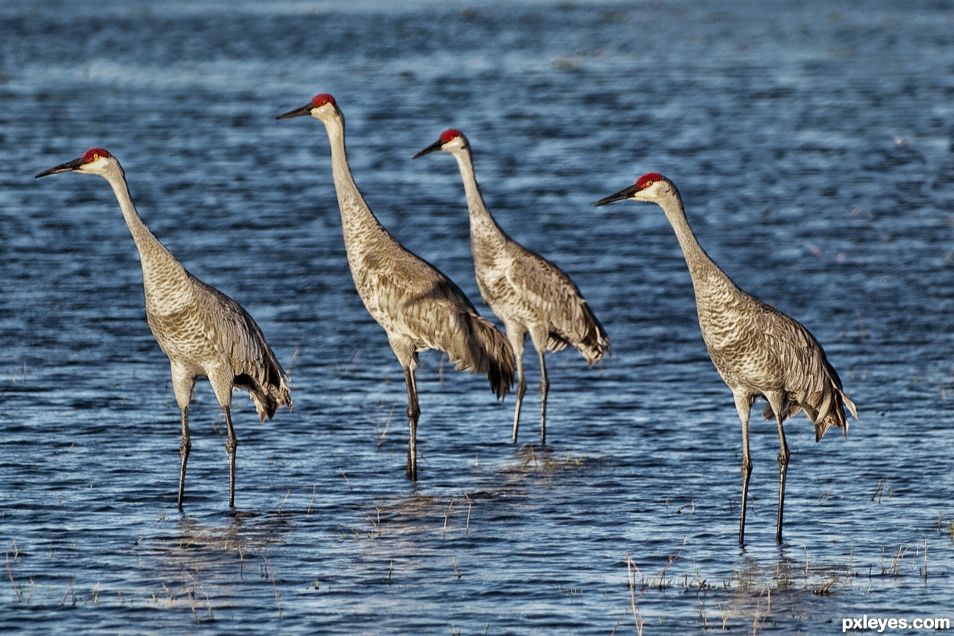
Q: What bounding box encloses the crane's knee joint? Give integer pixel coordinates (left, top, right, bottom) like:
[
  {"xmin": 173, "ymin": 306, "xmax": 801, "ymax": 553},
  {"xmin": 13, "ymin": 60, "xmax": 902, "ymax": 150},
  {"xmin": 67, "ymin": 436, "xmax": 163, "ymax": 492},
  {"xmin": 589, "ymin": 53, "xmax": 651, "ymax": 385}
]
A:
[
  {"xmin": 179, "ymin": 440, "xmax": 191, "ymax": 456},
  {"xmin": 407, "ymin": 405, "xmax": 420, "ymax": 421},
  {"xmin": 225, "ymin": 437, "xmax": 238, "ymax": 454},
  {"xmin": 742, "ymin": 458, "xmax": 752, "ymax": 475},
  {"xmin": 777, "ymin": 450, "xmax": 790, "ymax": 467}
]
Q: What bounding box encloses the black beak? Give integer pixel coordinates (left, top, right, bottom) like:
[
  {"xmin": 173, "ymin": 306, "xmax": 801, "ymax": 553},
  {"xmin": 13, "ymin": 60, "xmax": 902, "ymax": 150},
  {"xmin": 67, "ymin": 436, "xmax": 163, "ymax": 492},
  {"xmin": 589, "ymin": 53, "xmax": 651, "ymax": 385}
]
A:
[
  {"xmin": 413, "ymin": 139, "xmax": 443, "ymax": 159},
  {"xmin": 35, "ymin": 157, "xmax": 84, "ymax": 179},
  {"xmin": 276, "ymin": 103, "xmax": 312, "ymax": 120},
  {"xmin": 593, "ymin": 184, "xmax": 639, "ymax": 207}
]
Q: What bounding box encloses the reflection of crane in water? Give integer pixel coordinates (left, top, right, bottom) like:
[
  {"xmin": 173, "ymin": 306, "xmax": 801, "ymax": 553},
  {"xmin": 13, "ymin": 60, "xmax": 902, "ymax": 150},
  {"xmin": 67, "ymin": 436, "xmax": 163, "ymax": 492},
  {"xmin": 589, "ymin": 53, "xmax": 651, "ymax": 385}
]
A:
[
  {"xmin": 596, "ymin": 172, "xmax": 856, "ymax": 545},
  {"xmin": 36, "ymin": 148, "xmax": 291, "ymax": 510},
  {"xmin": 277, "ymin": 94, "xmax": 514, "ymax": 481}
]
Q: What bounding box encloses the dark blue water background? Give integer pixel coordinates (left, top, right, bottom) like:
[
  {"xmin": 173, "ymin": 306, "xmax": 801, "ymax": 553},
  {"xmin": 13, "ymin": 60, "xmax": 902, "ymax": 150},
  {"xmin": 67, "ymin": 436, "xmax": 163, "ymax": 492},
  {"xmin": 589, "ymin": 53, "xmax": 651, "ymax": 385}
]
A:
[{"xmin": 1, "ymin": 1, "xmax": 952, "ymax": 633}]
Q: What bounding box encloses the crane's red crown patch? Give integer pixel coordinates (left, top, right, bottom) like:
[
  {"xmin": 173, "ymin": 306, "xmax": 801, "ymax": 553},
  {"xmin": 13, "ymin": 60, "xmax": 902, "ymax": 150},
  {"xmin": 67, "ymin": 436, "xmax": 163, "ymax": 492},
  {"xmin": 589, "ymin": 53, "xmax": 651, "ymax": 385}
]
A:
[
  {"xmin": 311, "ymin": 93, "xmax": 336, "ymax": 108},
  {"xmin": 636, "ymin": 172, "xmax": 665, "ymax": 190},
  {"xmin": 83, "ymin": 148, "xmax": 111, "ymax": 163},
  {"xmin": 440, "ymin": 129, "xmax": 463, "ymax": 144}
]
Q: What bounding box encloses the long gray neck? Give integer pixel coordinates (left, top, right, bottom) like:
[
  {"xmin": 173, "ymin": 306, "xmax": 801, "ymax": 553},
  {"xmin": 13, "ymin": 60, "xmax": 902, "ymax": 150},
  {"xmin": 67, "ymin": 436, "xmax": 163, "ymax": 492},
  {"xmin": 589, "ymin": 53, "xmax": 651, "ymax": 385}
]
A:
[
  {"xmin": 451, "ymin": 147, "xmax": 506, "ymax": 239},
  {"xmin": 321, "ymin": 114, "xmax": 387, "ymax": 249},
  {"xmin": 101, "ymin": 165, "xmax": 189, "ymax": 311},
  {"xmin": 103, "ymin": 166, "xmax": 178, "ymax": 271},
  {"xmin": 659, "ymin": 188, "xmax": 727, "ymax": 287}
]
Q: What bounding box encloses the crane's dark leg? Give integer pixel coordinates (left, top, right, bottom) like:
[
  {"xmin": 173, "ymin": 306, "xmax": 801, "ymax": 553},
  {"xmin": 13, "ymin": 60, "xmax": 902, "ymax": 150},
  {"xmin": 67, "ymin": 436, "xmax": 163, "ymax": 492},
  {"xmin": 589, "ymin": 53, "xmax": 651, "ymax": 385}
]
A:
[
  {"xmin": 510, "ymin": 334, "xmax": 526, "ymax": 444},
  {"xmin": 177, "ymin": 406, "xmax": 191, "ymax": 511},
  {"xmin": 537, "ymin": 348, "xmax": 549, "ymax": 446},
  {"xmin": 170, "ymin": 368, "xmax": 196, "ymax": 511},
  {"xmin": 733, "ymin": 393, "xmax": 753, "ymax": 546},
  {"xmin": 403, "ymin": 366, "xmax": 420, "ymax": 481},
  {"xmin": 224, "ymin": 406, "xmax": 238, "ymax": 509},
  {"xmin": 774, "ymin": 415, "xmax": 790, "ymax": 544}
]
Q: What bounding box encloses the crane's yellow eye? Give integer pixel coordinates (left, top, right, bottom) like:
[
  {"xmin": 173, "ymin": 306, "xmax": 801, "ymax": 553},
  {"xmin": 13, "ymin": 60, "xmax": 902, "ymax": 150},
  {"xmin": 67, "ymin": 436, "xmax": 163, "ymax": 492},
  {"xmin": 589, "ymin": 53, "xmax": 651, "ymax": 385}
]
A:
[
  {"xmin": 645, "ymin": 180, "xmax": 653, "ymax": 187},
  {"xmin": 92, "ymin": 154, "xmax": 99, "ymax": 161}
]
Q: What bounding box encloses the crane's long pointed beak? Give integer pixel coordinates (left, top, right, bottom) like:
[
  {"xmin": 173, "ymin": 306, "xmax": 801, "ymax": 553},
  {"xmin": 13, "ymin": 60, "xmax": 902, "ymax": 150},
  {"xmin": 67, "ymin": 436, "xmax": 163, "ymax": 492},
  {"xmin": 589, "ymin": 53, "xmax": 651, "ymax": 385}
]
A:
[
  {"xmin": 35, "ymin": 157, "xmax": 84, "ymax": 179},
  {"xmin": 276, "ymin": 104, "xmax": 312, "ymax": 120},
  {"xmin": 413, "ymin": 139, "xmax": 443, "ymax": 159},
  {"xmin": 593, "ymin": 184, "xmax": 639, "ymax": 207}
]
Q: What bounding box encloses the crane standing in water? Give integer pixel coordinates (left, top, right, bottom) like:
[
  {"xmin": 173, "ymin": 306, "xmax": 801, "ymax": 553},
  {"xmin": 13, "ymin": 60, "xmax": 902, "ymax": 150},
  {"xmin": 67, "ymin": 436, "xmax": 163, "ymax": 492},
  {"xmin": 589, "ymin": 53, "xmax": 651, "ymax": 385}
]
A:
[
  {"xmin": 415, "ymin": 129, "xmax": 608, "ymax": 446},
  {"xmin": 277, "ymin": 95, "xmax": 514, "ymax": 481},
  {"xmin": 36, "ymin": 148, "xmax": 292, "ymax": 510},
  {"xmin": 595, "ymin": 172, "xmax": 856, "ymax": 544}
]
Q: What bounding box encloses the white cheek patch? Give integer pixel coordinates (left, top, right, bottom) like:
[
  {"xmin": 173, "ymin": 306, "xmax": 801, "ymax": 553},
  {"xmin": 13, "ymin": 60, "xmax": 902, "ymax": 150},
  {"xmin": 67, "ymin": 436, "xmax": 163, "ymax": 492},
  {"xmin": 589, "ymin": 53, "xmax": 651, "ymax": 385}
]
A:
[{"xmin": 83, "ymin": 157, "xmax": 109, "ymax": 171}]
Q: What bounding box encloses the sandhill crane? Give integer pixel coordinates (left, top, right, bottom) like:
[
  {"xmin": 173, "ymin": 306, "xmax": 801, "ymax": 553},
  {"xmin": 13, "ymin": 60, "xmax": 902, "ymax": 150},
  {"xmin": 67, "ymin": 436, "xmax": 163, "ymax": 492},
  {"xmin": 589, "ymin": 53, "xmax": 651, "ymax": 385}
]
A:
[
  {"xmin": 415, "ymin": 129, "xmax": 608, "ymax": 446},
  {"xmin": 595, "ymin": 172, "xmax": 856, "ymax": 544},
  {"xmin": 276, "ymin": 95, "xmax": 514, "ymax": 481},
  {"xmin": 35, "ymin": 148, "xmax": 291, "ymax": 510}
]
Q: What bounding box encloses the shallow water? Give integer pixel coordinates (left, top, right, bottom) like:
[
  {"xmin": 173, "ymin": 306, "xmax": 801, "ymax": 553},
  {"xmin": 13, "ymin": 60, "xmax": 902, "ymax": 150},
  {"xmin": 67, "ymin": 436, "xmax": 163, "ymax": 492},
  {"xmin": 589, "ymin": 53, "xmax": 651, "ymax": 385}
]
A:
[{"xmin": 1, "ymin": 0, "xmax": 953, "ymax": 633}]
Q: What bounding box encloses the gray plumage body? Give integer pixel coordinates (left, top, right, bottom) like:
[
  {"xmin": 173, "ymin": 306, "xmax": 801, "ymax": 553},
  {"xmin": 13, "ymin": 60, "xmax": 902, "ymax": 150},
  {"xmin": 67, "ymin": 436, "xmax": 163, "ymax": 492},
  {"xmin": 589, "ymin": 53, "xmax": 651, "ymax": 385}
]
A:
[
  {"xmin": 148, "ymin": 266, "xmax": 290, "ymax": 424},
  {"xmin": 335, "ymin": 196, "xmax": 512, "ymax": 395},
  {"xmin": 416, "ymin": 131, "xmax": 608, "ymax": 444},
  {"xmin": 278, "ymin": 95, "xmax": 514, "ymax": 481},
  {"xmin": 36, "ymin": 151, "xmax": 291, "ymax": 509},
  {"xmin": 471, "ymin": 218, "xmax": 607, "ymax": 364},
  {"xmin": 689, "ymin": 259, "xmax": 853, "ymax": 442},
  {"xmin": 596, "ymin": 173, "xmax": 855, "ymax": 544}
]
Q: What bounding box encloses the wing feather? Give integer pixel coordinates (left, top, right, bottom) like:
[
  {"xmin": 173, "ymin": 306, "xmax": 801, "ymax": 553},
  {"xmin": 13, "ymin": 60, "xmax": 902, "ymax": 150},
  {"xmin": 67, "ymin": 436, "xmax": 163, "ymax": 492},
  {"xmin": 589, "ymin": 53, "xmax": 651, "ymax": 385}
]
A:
[
  {"xmin": 503, "ymin": 245, "xmax": 608, "ymax": 362},
  {"xmin": 753, "ymin": 304, "xmax": 854, "ymax": 439},
  {"xmin": 354, "ymin": 247, "xmax": 514, "ymax": 394},
  {"xmin": 189, "ymin": 273, "xmax": 291, "ymax": 420}
]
